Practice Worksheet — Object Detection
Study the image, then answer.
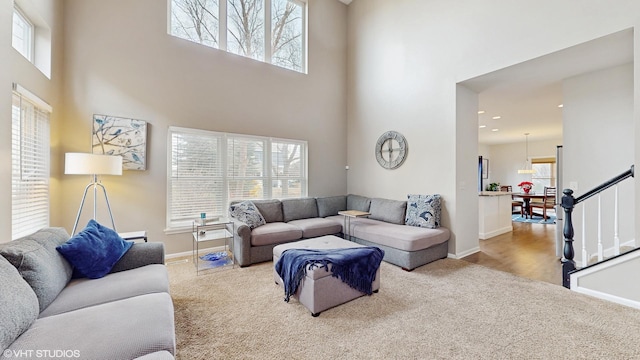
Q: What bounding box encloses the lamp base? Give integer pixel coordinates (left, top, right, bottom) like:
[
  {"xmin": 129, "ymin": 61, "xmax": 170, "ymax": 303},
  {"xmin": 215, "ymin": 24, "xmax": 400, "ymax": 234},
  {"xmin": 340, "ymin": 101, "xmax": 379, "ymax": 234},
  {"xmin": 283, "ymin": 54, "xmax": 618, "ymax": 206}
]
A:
[{"xmin": 72, "ymin": 178, "xmax": 116, "ymax": 235}]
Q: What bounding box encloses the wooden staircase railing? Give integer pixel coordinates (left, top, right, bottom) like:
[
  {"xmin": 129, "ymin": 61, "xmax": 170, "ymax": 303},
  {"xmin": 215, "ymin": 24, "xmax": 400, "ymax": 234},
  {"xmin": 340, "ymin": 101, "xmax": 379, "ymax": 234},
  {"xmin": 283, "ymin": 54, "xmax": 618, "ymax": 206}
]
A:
[{"xmin": 560, "ymin": 165, "xmax": 634, "ymax": 288}]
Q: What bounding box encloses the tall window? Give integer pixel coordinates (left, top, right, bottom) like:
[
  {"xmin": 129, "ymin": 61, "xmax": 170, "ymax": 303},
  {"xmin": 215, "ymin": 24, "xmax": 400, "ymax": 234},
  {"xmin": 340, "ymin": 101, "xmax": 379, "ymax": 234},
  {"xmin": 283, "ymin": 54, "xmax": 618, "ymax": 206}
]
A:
[
  {"xmin": 169, "ymin": 0, "xmax": 307, "ymax": 73},
  {"xmin": 532, "ymin": 158, "xmax": 556, "ymax": 193},
  {"xmin": 12, "ymin": 84, "xmax": 51, "ymax": 240},
  {"xmin": 12, "ymin": 5, "xmax": 34, "ymax": 62},
  {"xmin": 167, "ymin": 127, "xmax": 307, "ymax": 230}
]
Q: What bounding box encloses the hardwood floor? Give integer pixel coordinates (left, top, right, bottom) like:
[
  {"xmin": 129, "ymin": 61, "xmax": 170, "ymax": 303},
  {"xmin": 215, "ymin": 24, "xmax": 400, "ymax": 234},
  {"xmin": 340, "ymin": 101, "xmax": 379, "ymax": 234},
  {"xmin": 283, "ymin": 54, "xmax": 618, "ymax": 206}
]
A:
[{"xmin": 462, "ymin": 220, "xmax": 563, "ymax": 286}]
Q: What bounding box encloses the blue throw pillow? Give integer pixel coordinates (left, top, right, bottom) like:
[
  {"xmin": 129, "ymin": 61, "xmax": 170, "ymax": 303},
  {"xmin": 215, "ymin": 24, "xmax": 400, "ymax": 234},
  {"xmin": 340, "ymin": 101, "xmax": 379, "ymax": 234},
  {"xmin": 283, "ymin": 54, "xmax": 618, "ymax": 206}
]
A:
[{"xmin": 56, "ymin": 220, "xmax": 133, "ymax": 279}]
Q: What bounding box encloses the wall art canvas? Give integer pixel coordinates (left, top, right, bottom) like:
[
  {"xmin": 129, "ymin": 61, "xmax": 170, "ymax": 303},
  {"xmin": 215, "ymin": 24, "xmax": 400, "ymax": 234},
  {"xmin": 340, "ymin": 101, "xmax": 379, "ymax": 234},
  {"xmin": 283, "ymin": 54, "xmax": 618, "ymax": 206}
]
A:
[{"xmin": 92, "ymin": 114, "xmax": 147, "ymax": 170}]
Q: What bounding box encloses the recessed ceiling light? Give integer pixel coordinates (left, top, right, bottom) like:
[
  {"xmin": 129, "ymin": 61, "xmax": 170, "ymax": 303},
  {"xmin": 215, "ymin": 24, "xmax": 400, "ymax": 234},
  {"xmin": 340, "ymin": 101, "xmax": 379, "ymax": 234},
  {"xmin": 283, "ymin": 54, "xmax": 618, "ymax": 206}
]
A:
[
  {"xmin": 492, "ymin": 116, "xmax": 501, "ymax": 120},
  {"xmin": 478, "ymin": 110, "xmax": 485, "ymax": 114},
  {"xmin": 479, "ymin": 125, "xmax": 487, "ymax": 128},
  {"xmin": 491, "ymin": 128, "xmax": 499, "ymax": 132},
  {"xmin": 558, "ymin": 104, "xmax": 564, "ymax": 108}
]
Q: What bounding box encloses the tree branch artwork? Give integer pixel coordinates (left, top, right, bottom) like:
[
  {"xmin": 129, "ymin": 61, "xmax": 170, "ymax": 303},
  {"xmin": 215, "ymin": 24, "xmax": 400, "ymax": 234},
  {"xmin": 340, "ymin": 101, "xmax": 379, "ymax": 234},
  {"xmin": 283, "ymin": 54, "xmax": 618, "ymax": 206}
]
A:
[{"xmin": 92, "ymin": 114, "xmax": 147, "ymax": 170}]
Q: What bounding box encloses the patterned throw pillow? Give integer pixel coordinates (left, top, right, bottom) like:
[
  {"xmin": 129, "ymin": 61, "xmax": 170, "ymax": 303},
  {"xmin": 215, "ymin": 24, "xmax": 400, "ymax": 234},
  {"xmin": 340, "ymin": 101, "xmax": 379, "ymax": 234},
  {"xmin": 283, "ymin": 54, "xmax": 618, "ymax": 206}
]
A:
[
  {"xmin": 229, "ymin": 201, "xmax": 266, "ymax": 229},
  {"xmin": 405, "ymin": 194, "xmax": 442, "ymax": 229}
]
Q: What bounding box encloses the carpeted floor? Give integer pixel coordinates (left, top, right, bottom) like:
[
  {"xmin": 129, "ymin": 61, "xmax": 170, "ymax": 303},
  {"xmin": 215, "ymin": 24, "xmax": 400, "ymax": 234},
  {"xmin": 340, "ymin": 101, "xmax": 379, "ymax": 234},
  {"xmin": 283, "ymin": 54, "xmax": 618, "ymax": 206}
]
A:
[{"xmin": 167, "ymin": 258, "xmax": 640, "ymax": 359}]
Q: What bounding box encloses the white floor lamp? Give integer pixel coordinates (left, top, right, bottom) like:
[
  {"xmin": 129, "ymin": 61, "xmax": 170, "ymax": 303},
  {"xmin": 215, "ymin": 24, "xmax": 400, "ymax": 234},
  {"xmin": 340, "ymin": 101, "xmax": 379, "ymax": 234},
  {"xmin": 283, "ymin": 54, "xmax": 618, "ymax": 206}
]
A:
[{"xmin": 65, "ymin": 153, "xmax": 122, "ymax": 235}]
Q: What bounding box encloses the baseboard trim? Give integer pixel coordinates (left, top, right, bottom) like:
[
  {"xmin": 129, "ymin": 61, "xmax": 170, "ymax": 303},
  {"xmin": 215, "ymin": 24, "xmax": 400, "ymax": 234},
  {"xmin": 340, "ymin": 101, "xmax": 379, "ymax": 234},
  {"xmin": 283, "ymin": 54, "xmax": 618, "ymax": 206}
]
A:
[
  {"xmin": 450, "ymin": 247, "xmax": 480, "ymax": 259},
  {"xmin": 479, "ymin": 226, "xmax": 512, "ymax": 240},
  {"xmin": 571, "ymin": 286, "xmax": 640, "ymax": 310}
]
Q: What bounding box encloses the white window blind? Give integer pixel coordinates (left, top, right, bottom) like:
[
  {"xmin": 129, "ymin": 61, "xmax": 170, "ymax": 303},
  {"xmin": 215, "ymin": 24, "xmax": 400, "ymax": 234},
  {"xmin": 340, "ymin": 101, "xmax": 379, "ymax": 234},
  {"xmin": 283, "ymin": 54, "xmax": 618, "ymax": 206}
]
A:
[
  {"xmin": 271, "ymin": 140, "xmax": 305, "ymax": 198},
  {"xmin": 12, "ymin": 85, "xmax": 51, "ymax": 240},
  {"xmin": 168, "ymin": 128, "xmax": 224, "ymax": 229},
  {"xmin": 228, "ymin": 136, "xmax": 266, "ymax": 200},
  {"xmin": 167, "ymin": 127, "xmax": 307, "ymax": 231}
]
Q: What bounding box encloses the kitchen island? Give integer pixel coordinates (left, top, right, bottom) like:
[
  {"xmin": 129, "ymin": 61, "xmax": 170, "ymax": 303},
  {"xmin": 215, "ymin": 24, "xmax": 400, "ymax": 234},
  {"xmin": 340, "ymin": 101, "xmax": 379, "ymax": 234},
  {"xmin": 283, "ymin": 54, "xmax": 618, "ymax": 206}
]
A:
[{"xmin": 479, "ymin": 191, "xmax": 513, "ymax": 240}]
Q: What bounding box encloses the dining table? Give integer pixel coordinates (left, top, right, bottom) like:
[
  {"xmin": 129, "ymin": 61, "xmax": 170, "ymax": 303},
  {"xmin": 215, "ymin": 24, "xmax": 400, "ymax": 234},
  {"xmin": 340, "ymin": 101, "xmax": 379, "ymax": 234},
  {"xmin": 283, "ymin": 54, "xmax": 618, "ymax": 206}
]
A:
[{"xmin": 512, "ymin": 192, "xmax": 546, "ymax": 219}]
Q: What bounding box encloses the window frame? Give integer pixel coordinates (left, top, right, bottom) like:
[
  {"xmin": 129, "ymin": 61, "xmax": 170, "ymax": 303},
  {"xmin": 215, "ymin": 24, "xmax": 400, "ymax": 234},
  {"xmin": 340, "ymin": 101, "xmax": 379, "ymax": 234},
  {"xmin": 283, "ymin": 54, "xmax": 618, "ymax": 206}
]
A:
[
  {"xmin": 11, "ymin": 83, "xmax": 52, "ymax": 240},
  {"xmin": 168, "ymin": 0, "xmax": 308, "ymax": 73},
  {"xmin": 531, "ymin": 157, "xmax": 557, "ymax": 193},
  {"xmin": 12, "ymin": 5, "xmax": 35, "ymax": 62},
  {"xmin": 166, "ymin": 126, "xmax": 308, "ymax": 233}
]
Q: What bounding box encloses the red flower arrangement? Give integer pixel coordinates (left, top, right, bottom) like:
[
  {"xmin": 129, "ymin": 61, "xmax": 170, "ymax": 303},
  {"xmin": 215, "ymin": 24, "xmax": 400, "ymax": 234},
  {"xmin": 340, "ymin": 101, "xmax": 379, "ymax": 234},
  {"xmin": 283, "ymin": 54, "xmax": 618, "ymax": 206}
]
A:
[{"xmin": 518, "ymin": 181, "xmax": 534, "ymax": 193}]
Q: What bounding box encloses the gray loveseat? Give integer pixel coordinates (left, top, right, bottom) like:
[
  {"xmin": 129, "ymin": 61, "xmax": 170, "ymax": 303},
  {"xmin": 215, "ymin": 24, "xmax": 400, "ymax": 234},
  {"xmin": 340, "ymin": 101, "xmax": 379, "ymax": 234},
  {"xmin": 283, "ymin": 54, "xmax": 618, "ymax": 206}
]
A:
[
  {"xmin": 0, "ymin": 228, "xmax": 175, "ymax": 360},
  {"xmin": 230, "ymin": 194, "xmax": 450, "ymax": 270}
]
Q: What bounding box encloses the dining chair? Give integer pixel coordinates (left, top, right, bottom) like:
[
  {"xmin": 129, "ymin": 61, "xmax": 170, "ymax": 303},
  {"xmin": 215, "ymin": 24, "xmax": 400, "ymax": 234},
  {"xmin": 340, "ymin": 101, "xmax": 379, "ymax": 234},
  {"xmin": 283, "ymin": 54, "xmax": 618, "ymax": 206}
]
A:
[
  {"xmin": 529, "ymin": 187, "xmax": 556, "ymax": 220},
  {"xmin": 501, "ymin": 185, "xmax": 524, "ymax": 216}
]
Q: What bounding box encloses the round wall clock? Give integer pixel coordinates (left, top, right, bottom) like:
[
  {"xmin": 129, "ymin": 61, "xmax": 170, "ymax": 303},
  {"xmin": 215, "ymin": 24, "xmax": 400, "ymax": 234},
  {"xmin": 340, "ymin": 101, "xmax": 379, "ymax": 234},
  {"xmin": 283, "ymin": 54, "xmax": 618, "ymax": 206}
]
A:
[{"xmin": 375, "ymin": 131, "xmax": 408, "ymax": 169}]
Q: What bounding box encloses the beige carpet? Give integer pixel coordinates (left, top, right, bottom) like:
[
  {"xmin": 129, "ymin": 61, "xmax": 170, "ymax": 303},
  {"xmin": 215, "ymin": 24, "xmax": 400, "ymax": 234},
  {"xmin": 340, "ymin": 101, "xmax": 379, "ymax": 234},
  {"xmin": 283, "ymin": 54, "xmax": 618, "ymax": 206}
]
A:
[{"xmin": 168, "ymin": 258, "xmax": 640, "ymax": 359}]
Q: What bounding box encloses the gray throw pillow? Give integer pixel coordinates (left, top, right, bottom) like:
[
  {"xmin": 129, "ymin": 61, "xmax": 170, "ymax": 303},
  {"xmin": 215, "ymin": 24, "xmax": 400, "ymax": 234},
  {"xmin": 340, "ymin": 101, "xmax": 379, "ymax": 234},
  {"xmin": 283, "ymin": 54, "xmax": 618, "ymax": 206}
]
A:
[
  {"xmin": 405, "ymin": 194, "xmax": 442, "ymax": 229},
  {"xmin": 229, "ymin": 201, "xmax": 267, "ymax": 229},
  {"xmin": 0, "ymin": 256, "xmax": 39, "ymax": 353},
  {"xmin": 0, "ymin": 227, "xmax": 73, "ymax": 312}
]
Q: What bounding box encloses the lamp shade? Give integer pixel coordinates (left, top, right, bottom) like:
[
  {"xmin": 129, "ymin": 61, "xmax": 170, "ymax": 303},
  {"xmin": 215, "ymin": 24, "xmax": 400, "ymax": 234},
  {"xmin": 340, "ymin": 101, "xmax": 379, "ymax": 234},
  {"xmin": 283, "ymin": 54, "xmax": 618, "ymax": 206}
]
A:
[{"xmin": 65, "ymin": 153, "xmax": 123, "ymax": 175}]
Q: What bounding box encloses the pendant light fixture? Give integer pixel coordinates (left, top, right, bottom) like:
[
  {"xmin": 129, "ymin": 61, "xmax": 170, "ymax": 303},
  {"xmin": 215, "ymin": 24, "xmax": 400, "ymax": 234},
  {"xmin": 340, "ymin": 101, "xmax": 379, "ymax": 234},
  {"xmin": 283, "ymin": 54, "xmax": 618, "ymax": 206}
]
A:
[{"xmin": 517, "ymin": 133, "xmax": 536, "ymax": 174}]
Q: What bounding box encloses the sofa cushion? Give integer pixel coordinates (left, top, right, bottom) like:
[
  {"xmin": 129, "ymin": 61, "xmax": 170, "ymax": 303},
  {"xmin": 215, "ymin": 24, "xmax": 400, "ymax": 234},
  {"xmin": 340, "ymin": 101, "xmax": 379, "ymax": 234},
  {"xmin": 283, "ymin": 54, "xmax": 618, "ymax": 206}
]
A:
[
  {"xmin": 6, "ymin": 293, "xmax": 175, "ymax": 360},
  {"xmin": 39, "ymin": 264, "xmax": 169, "ymax": 318},
  {"xmin": 369, "ymin": 198, "xmax": 407, "ymax": 225},
  {"xmin": 0, "ymin": 256, "xmax": 39, "ymax": 353},
  {"xmin": 282, "ymin": 198, "xmax": 318, "ymax": 222},
  {"xmin": 0, "ymin": 227, "xmax": 73, "ymax": 312},
  {"xmin": 56, "ymin": 220, "xmax": 134, "ymax": 279},
  {"xmin": 347, "ymin": 194, "xmax": 371, "ymax": 212},
  {"xmin": 352, "ymin": 222, "xmax": 450, "ymax": 252},
  {"xmin": 229, "ymin": 201, "xmax": 266, "ymax": 229},
  {"xmin": 405, "ymin": 194, "xmax": 442, "ymax": 229},
  {"xmin": 287, "ymin": 218, "xmax": 343, "ymax": 238},
  {"xmin": 135, "ymin": 351, "xmax": 175, "ymax": 360},
  {"xmin": 316, "ymin": 195, "xmax": 347, "ymax": 218},
  {"xmin": 250, "ymin": 222, "xmax": 302, "ymax": 246},
  {"xmin": 252, "ymin": 199, "xmax": 284, "ymax": 223}
]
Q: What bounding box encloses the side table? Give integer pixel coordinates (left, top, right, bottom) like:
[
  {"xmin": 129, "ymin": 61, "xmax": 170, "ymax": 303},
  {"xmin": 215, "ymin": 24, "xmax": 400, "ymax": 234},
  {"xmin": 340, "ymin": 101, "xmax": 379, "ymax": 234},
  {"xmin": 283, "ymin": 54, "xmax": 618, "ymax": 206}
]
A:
[
  {"xmin": 119, "ymin": 231, "xmax": 147, "ymax": 242},
  {"xmin": 192, "ymin": 218, "xmax": 235, "ymax": 274},
  {"xmin": 337, "ymin": 210, "xmax": 371, "ymax": 241}
]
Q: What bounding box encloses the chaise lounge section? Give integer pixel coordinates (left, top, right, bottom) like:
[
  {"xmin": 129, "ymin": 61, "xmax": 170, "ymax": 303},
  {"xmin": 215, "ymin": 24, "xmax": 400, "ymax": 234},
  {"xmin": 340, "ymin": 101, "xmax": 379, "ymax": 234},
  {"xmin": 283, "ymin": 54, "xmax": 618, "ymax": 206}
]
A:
[{"xmin": 230, "ymin": 194, "xmax": 450, "ymax": 270}]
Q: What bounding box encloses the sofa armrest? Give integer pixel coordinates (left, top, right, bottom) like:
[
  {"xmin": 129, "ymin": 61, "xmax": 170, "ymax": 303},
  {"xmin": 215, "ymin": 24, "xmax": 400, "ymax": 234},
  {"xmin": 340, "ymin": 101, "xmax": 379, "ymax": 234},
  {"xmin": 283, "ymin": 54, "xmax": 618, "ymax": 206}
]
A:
[
  {"xmin": 110, "ymin": 242, "xmax": 165, "ymax": 273},
  {"xmin": 232, "ymin": 220, "xmax": 252, "ymax": 266}
]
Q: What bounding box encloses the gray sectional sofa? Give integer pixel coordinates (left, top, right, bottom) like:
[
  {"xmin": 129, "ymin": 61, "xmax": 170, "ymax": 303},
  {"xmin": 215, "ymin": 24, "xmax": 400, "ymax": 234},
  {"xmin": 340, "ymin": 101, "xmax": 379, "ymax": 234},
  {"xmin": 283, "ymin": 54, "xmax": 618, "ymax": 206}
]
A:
[
  {"xmin": 230, "ymin": 194, "xmax": 450, "ymax": 270},
  {"xmin": 0, "ymin": 228, "xmax": 175, "ymax": 360}
]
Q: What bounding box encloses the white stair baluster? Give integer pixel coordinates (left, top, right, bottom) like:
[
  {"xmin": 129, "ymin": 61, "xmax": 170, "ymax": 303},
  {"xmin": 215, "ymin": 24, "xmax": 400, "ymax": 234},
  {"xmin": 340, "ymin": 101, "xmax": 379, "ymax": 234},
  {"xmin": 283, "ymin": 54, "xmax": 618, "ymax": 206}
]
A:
[
  {"xmin": 614, "ymin": 185, "xmax": 620, "ymax": 256},
  {"xmin": 597, "ymin": 194, "xmax": 603, "ymax": 262},
  {"xmin": 581, "ymin": 204, "xmax": 587, "ymax": 266}
]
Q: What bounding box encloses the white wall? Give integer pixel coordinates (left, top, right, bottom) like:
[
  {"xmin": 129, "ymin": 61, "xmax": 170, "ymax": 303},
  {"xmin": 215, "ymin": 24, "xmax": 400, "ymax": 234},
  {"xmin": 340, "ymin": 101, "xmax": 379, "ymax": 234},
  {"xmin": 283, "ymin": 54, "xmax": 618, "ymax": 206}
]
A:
[
  {"xmin": 487, "ymin": 138, "xmax": 562, "ymax": 192},
  {"xmin": 563, "ymin": 63, "xmax": 635, "ymax": 262},
  {"xmin": 0, "ymin": 0, "xmax": 64, "ymax": 243},
  {"xmin": 61, "ymin": 0, "xmax": 349, "ymax": 254},
  {"xmin": 347, "ymin": 0, "xmax": 640, "ymax": 257}
]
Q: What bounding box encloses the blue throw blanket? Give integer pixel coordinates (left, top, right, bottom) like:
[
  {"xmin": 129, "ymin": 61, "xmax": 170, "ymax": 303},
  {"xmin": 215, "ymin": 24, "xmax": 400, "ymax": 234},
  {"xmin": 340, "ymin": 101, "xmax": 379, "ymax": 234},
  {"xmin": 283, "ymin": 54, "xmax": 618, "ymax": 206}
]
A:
[{"xmin": 275, "ymin": 247, "xmax": 385, "ymax": 302}]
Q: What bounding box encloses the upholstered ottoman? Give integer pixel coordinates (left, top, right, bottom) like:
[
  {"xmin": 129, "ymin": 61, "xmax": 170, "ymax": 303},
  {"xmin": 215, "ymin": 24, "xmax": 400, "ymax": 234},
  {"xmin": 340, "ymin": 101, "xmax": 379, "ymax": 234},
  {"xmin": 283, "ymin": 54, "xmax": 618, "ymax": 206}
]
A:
[{"xmin": 273, "ymin": 235, "xmax": 381, "ymax": 316}]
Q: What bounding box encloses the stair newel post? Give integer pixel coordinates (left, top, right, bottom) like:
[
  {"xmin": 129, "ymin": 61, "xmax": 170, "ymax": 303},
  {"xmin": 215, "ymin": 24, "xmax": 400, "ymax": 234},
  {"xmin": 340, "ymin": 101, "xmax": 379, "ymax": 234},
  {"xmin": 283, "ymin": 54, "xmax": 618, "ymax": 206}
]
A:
[{"xmin": 561, "ymin": 189, "xmax": 576, "ymax": 288}]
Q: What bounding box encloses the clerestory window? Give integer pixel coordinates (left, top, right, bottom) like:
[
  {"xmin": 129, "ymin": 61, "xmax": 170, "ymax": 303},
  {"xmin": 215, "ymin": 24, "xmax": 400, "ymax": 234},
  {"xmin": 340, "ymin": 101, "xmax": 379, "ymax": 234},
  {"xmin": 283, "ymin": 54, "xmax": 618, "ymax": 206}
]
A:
[
  {"xmin": 12, "ymin": 5, "xmax": 34, "ymax": 62},
  {"xmin": 169, "ymin": 0, "xmax": 307, "ymax": 73}
]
